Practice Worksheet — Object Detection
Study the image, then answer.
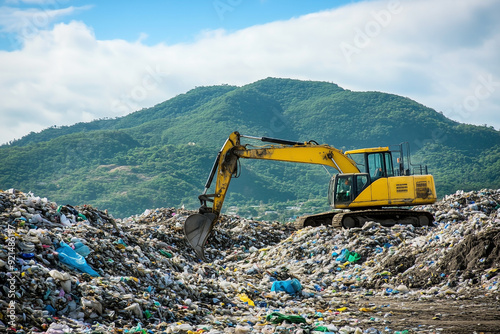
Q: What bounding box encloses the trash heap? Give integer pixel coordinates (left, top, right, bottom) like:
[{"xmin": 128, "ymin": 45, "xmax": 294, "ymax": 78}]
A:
[{"xmin": 0, "ymin": 188, "xmax": 499, "ymax": 333}]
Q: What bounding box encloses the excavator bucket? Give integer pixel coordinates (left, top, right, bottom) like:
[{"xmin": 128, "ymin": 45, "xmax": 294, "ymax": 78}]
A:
[{"xmin": 184, "ymin": 212, "xmax": 217, "ymax": 261}]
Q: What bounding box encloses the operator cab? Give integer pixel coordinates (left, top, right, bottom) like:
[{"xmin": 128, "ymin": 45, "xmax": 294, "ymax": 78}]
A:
[
  {"xmin": 328, "ymin": 147, "xmax": 394, "ymax": 207},
  {"xmin": 328, "ymin": 143, "xmax": 431, "ymax": 208}
]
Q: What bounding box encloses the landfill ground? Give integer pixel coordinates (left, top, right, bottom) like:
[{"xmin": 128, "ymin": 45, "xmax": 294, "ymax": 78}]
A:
[
  {"xmin": 1, "ymin": 189, "xmax": 500, "ymax": 333},
  {"xmin": 341, "ymin": 295, "xmax": 500, "ymax": 333}
]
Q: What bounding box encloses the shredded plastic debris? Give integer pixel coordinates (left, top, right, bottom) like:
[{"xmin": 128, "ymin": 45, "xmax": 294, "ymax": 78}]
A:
[{"xmin": 1, "ymin": 188, "xmax": 499, "ymax": 333}]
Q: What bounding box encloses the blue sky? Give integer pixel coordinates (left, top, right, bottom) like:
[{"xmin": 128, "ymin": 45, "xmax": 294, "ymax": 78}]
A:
[
  {"xmin": 84, "ymin": 1, "xmax": 362, "ymax": 46},
  {"xmin": 0, "ymin": 0, "xmax": 499, "ymax": 145},
  {"xmin": 1, "ymin": 0, "xmax": 362, "ymax": 50}
]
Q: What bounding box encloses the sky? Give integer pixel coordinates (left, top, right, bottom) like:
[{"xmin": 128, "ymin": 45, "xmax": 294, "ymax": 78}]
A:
[{"xmin": 0, "ymin": 0, "xmax": 499, "ymax": 145}]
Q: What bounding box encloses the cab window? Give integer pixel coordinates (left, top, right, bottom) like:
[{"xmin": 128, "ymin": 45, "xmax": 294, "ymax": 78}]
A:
[
  {"xmin": 348, "ymin": 153, "xmax": 365, "ymax": 172},
  {"xmin": 355, "ymin": 174, "xmax": 369, "ymax": 196},
  {"xmin": 367, "ymin": 153, "xmax": 385, "ymax": 180},
  {"xmin": 385, "ymin": 152, "xmax": 394, "ymax": 176},
  {"xmin": 335, "ymin": 175, "xmax": 353, "ymax": 203}
]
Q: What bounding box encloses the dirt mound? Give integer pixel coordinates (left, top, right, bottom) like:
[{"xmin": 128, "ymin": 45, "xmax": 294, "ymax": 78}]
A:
[{"xmin": 441, "ymin": 227, "xmax": 500, "ymax": 272}]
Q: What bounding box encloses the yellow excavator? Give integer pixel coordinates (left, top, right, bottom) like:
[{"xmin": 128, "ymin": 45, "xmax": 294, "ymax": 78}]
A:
[{"xmin": 185, "ymin": 131, "xmax": 437, "ymax": 260}]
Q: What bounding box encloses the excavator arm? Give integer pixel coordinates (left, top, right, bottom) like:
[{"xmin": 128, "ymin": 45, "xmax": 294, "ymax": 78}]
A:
[{"xmin": 184, "ymin": 131, "xmax": 359, "ymax": 260}]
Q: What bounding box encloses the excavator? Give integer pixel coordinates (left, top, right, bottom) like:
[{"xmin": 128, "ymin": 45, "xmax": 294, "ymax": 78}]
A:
[{"xmin": 185, "ymin": 131, "xmax": 437, "ymax": 260}]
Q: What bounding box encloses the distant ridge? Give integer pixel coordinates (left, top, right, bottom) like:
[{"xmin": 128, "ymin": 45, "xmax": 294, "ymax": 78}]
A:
[{"xmin": 1, "ymin": 78, "xmax": 499, "ymax": 217}]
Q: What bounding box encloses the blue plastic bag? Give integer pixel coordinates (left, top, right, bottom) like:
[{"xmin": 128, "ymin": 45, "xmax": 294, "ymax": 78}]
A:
[
  {"xmin": 56, "ymin": 242, "xmax": 99, "ymax": 277},
  {"xmin": 73, "ymin": 241, "xmax": 91, "ymax": 257},
  {"xmin": 45, "ymin": 304, "xmax": 56, "ymax": 315},
  {"xmin": 336, "ymin": 248, "xmax": 350, "ymax": 262},
  {"xmin": 271, "ymin": 278, "xmax": 302, "ymax": 295}
]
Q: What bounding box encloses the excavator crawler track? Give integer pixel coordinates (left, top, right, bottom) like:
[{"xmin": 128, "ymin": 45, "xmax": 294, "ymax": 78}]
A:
[
  {"xmin": 294, "ymin": 212, "xmax": 338, "ymax": 229},
  {"xmin": 337, "ymin": 209, "xmax": 433, "ymax": 228},
  {"xmin": 295, "ymin": 209, "xmax": 434, "ymax": 230}
]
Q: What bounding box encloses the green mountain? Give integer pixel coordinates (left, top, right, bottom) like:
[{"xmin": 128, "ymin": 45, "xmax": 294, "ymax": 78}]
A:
[{"xmin": 1, "ymin": 78, "xmax": 499, "ymax": 218}]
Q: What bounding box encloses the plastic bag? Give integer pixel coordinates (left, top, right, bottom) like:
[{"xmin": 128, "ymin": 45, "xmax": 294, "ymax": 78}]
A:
[
  {"xmin": 347, "ymin": 251, "xmax": 361, "ymax": 263},
  {"xmin": 56, "ymin": 242, "xmax": 99, "ymax": 276},
  {"xmin": 336, "ymin": 248, "xmax": 361, "ymax": 263},
  {"xmin": 238, "ymin": 293, "xmax": 255, "ymax": 306},
  {"xmin": 336, "ymin": 248, "xmax": 350, "ymax": 262},
  {"xmin": 266, "ymin": 312, "xmax": 306, "ymax": 324},
  {"xmin": 45, "ymin": 323, "xmax": 72, "ymax": 334},
  {"xmin": 73, "ymin": 241, "xmax": 91, "ymax": 257},
  {"xmin": 270, "ymin": 278, "xmax": 302, "ymax": 294}
]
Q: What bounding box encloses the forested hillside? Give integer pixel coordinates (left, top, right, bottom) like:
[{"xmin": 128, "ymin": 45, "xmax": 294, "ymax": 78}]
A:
[{"xmin": 1, "ymin": 78, "xmax": 499, "ymax": 218}]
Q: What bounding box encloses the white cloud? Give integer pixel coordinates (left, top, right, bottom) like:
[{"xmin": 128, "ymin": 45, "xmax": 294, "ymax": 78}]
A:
[
  {"xmin": 0, "ymin": 4, "xmax": 92, "ymax": 50},
  {"xmin": 0, "ymin": 0, "xmax": 499, "ymax": 145}
]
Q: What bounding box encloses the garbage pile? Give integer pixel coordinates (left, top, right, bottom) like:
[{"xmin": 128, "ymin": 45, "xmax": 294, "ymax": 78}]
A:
[{"xmin": 0, "ymin": 188, "xmax": 499, "ymax": 333}]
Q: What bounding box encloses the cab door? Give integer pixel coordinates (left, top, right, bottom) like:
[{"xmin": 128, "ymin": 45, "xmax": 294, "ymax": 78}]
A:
[
  {"xmin": 367, "ymin": 152, "xmax": 389, "ymax": 203},
  {"xmin": 329, "ymin": 173, "xmax": 370, "ymax": 209}
]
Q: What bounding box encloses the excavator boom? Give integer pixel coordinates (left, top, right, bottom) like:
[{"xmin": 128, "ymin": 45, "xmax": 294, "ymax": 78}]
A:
[{"xmin": 184, "ymin": 131, "xmax": 359, "ymax": 260}]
